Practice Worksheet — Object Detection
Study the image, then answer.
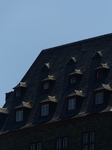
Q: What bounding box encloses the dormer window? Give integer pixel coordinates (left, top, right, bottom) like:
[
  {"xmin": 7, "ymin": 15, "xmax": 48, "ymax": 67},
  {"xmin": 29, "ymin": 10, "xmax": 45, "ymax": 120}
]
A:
[
  {"xmin": 14, "ymin": 101, "xmax": 32, "ymax": 123},
  {"xmin": 68, "ymin": 99, "xmax": 76, "ymax": 110},
  {"xmin": 16, "ymin": 110, "xmax": 23, "ymax": 122},
  {"xmin": 41, "ymin": 104, "xmax": 49, "ymax": 116},
  {"xmin": 95, "ymin": 63, "xmax": 109, "ymax": 80},
  {"xmin": 13, "ymin": 82, "xmax": 27, "ymax": 97},
  {"xmin": 40, "ymin": 96, "xmax": 57, "ymax": 117},
  {"xmin": 42, "ymin": 75, "xmax": 55, "ymax": 91},
  {"xmin": 95, "ymin": 92, "xmax": 103, "ymax": 105},
  {"xmin": 95, "ymin": 69, "xmax": 103, "ymax": 79},
  {"xmin": 69, "ymin": 69, "xmax": 83, "ymax": 85}
]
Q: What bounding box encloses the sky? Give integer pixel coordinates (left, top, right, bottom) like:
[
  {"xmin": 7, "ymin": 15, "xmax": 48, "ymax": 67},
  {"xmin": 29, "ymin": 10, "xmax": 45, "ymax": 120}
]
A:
[{"xmin": 0, "ymin": 0, "xmax": 112, "ymax": 107}]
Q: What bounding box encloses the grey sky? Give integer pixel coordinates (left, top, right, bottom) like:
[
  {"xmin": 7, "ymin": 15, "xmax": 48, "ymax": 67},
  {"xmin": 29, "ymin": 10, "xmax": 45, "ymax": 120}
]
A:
[{"xmin": 0, "ymin": 0, "xmax": 112, "ymax": 107}]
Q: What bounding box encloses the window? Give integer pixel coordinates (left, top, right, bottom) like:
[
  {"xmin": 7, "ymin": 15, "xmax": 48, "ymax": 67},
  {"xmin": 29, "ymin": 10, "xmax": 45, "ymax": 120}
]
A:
[
  {"xmin": 44, "ymin": 83, "xmax": 49, "ymax": 90},
  {"xmin": 90, "ymin": 132, "xmax": 95, "ymax": 143},
  {"xmin": 56, "ymin": 139, "xmax": 61, "ymax": 150},
  {"xmin": 96, "ymin": 71, "xmax": 103, "ymax": 79},
  {"xmin": 95, "ymin": 92, "xmax": 103, "ymax": 105},
  {"xmin": 16, "ymin": 110, "xmax": 23, "ymax": 122},
  {"xmin": 56, "ymin": 137, "xmax": 68, "ymax": 149},
  {"xmin": 37, "ymin": 143, "xmax": 41, "ymax": 150},
  {"xmin": 95, "ymin": 69, "xmax": 103, "ymax": 80},
  {"xmin": 83, "ymin": 133, "xmax": 88, "ymax": 144},
  {"xmin": 68, "ymin": 99, "xmax": 76, "ymax": 110},
  {"xmin": 89, "ymin": 144, "xmax": 94, "ymax": 150},
  {"xmin": 63, "ymin": 137, "xmax": 68, "ymax": 148},
  {"xmin": 41, "ymin": 104, "xmax": 49, "ymax": 116},
  {"xmin": 70, "ymin": 77, "xmax": 76, "ymax": 84},
  {"xmin": 30, "ymin": 143, "xmax": 41, "ymax": 150},
  {"xmin": 16, "ymin": 89, "xmax": 21, "ymax": 97},
  {"xmin": 31, "ymin": 144, "xmax": 36, "ymax": 150},
  {"xmin": 83, "ymin": 132, "xmax": 95, "ymax": 150}
]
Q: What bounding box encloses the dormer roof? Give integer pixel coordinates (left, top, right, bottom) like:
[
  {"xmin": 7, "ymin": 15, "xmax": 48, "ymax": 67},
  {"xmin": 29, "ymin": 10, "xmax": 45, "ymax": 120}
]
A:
[
  {"xmin": 0, "ymin": 108, "xmax": 9, "ymax": 114},
  {"xmin": 42, "ymin": 75, "xmax": 55, "ymax": 82},
  {"xmin": 94, "ymin": 84, "xmax": 112, "ymax": 92},
  {"xmin": 69, "ymin": 69, "xmax": 83, "ymax": 76},
  {"xmin": 40, "ymin": 96, "xmax": 58, "ymax": 103},
  {"xmin": 13, "ymin": 82, "xmax": 27, "ymax": 89},
  {"xmin": 67, "ymin": 90, "xmax": 85, "ymax": 98},
  {"xmin": 95, "ymin": 63, "xmax": 109, "ymax": 70},
  {"xmin": 93, "ymin": 50, "xmax": 103, "ymax": 58},
  {"xmin": 14, "ymin": 101, "xmax": 32, "ymax": 109}
]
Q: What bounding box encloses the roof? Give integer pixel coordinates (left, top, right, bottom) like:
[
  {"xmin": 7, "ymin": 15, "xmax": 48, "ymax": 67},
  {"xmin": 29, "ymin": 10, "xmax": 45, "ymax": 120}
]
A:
[{"xmin": 2, "ymin": 33, "xmax": 112, "ymax": 132}]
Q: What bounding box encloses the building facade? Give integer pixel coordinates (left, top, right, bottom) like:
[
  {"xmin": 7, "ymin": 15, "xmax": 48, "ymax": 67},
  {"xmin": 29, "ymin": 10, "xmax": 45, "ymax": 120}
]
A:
[{"xmin": 0, "ymin": 33, "xmax": 112, "ymax": 150}]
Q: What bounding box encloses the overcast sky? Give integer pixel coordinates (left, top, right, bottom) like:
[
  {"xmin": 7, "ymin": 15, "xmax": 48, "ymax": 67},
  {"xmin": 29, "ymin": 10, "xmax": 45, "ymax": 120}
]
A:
[{"xmin": 0, "ymin": 0, "xmax": 112, "ymax": 107}]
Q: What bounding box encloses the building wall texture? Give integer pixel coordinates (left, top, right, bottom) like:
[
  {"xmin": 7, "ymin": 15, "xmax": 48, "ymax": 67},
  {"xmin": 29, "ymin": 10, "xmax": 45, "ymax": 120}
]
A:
[{"xmin": 0, "ymin": 114, "xmax": 112, "ymax": 150}]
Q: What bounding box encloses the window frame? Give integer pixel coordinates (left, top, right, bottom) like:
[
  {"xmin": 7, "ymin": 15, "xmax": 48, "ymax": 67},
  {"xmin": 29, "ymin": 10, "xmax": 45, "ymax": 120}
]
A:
[
  {"xmin": 68, "ymin": 98, "xmax": 76, "ymax": 110},
  {"xmin": 43, "ymin": 82, "xmax": 49, "ymax": 90},
  {"xmin": 70, "ymin": 77, "xmax": 76, "ymax": 84},
  {"xmin": 83, "ymin": 132, "xmax": 95, "ymax": 150},
  {"xmin": 15, "ymin": 88, "xmax": 21, "ymax": 97},
  {"xmin": 16, "ymin": 109, "xmax": 23, "ymax": 122},
  {"xmin": 56, "ymin": 138, "xmax": 62, "ymax": 150},
  {"xmin": 95, "ymin": 91, "xmax": 104, "ymax": 105},
  {"xmin": 95, "ymin": 68, "xmax": 103, "ymax": 80},
  {"xmin": 56, "ymin": 137, "xmax": 68, "ymax": 150},
  {"xmin": 30, "ymin": 143, "xmax": 36, "ymax": 150},
  {"xmin": 63, "ymin": 137, "xmax": 68, "ymax": 149},
  {"xmin": 41, "ymin": 104, "xmax": 49, "ymax": 116},
  {"xmin": 37, "ymin": 143, "xmax": 42, "ymax": 150},
  {"xmin": 69, "ymin": 74, "xmax": 77, "ymax": 85}
]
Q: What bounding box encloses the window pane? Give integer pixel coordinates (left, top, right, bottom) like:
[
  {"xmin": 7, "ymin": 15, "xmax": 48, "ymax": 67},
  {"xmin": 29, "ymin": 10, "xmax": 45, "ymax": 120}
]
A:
[
  {"xmin": 16, "ymin": 110, "xmax": 23, "ymax": 122},
  {"xmin": 31, "ymin": 144, "xmax": 36, "ymax": 150},
  {"xmin": 63, "ymin": 137, "xmax": 68, "ymax": 148},
  {"xmin": 37, "ymin": 143, "xmax": 41, "ymax": 150},
  {"xmin": 44, "ymin": 83, "xmax": 49, "ymax": 89},
  {"xmin": 90, "ymin": 132, "xmax": 95, "ymax": 143},
  {"xmin": 83, "ymin": 133, "xmax": 88, "ymax": 144},
  {"xmin": 41, "ymin": 104, "xmax": 49, "ymax": 116},
  {"xmin": 68, "ymin": 99, "xmax": 75, "ymax": 110},
  {"xmin": 57, "ymin": 139, "xmax": 61, "ymax": 149},
  {"xmin": 95, "ymin": 92, "xmax": 103, "ymax": 104},
  {"xmin": 70, "ymin": 77, "xmax": 76, "ymax": 84},
  {"xmin": 89, "ymin": 144, "xmax": 94, "ymax": 150}
]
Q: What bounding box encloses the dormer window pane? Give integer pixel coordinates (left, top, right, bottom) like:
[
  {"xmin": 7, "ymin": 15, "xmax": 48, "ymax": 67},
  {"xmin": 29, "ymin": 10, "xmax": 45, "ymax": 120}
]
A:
[
  {"xmin": 41, "ymin": 104, "xmax": 49, "ymax": 116},
  {"xmin": 16, "ymin": 110, "xmax": 23, "ymax": 122},
  {"xmin": 68, "ymin": 99, "xmax": 75, "ymax": 110},
  {"xmin": 95, "ymin": 92, "xmax": 103, "ymax": 104},
  {"xmin": 96, "ymin": 71, "xmax": 103, "ymax": 79},
  {"xmin": 70, "ymin": 77, "xmax": 76, "ymax": 84},
  {"xmin": 16, "ymin": 89, "xmax": 21, "ymax": 97},
  {"xmin": 44, "ymin": 83, "xmax": 49, "ymax": 90}
]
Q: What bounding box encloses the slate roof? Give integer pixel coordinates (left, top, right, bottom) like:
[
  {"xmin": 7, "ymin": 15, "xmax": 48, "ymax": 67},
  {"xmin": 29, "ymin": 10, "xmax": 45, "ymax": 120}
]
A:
[{"xmin": 2, "ymin": 33, "xmax": 112, "ymax": 132}]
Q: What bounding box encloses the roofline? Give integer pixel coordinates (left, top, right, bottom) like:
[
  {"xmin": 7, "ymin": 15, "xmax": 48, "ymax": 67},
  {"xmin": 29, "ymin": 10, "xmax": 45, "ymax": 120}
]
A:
[{"xmin": 42, "ymin": 33, "xmax": 112, "ymax": 52}]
